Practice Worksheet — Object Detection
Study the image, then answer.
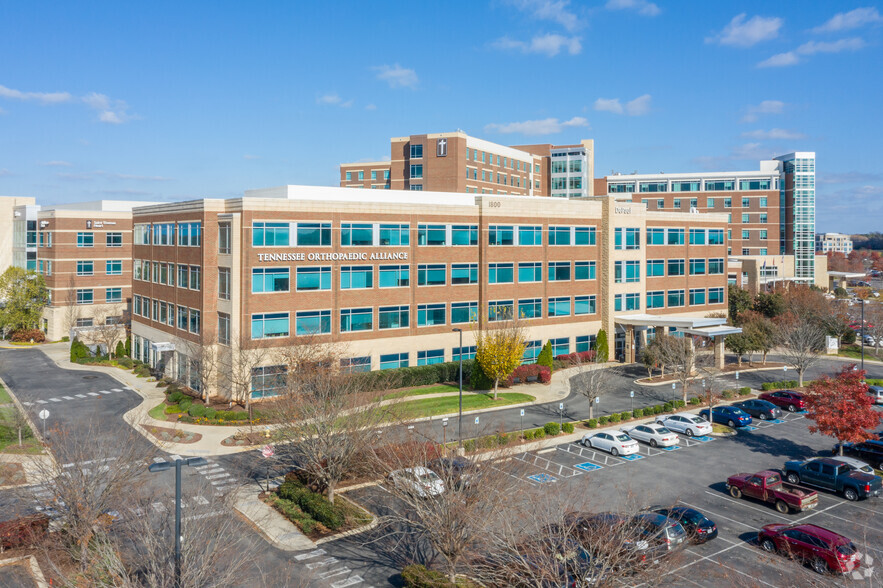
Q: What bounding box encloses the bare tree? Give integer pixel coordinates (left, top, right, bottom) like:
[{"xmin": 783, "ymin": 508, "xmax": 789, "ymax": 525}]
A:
[
  {"xmin": 176, "ymin": 334, "xmax": 220, "ymax": 402},
  {"xmin": 90, "ymin": 320, "xmax": 123, "ymax": 358},
  {"xmin": 652, "ymin": 334, "xmax": 697, "ymax": 404},
  {"xmin": 570, "ymin": 354, "xmax": 621, "ymax": 421},
  {"xmin": 777, "ymin": 314, "xmax": 825, "ymax": 386},
  {"xmin": 225, "ymin": 341, "xmax": 273, "ymax": 414},
  {"xmin": 861, "ymin": 300, "xmax": 883, "ymax": 356}
]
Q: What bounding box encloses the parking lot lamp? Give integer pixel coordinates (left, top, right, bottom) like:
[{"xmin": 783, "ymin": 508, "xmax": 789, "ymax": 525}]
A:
[
  {"xmin": 148, "ymin": 456, "xmax": 208, "ymax": 588},
  {"xmin": 861, "ymin": 296, "xmax": 865, "ymax": 372},
  {"xmin": 452, "ymin": 328, "xmax": 464, "ymax": 448}
]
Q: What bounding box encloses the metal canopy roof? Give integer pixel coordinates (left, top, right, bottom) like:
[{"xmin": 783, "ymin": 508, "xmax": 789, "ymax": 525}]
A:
[
  {"xmin": 682, "ymin": 325, "xmax": 743, "ymax": 337},
  {"xmin": 612, "ymin": 314, "xmax": 728, "ymax": 329}
]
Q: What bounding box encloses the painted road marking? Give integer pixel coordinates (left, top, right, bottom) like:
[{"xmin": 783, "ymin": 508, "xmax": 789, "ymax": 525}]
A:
[
  {"xmin": 693, "ymin": 436, "xmax": 715, "ymax": 442},
  {"xmin": 619, "ymin": 454, "xmax": 645, "ymax": 461},
  {"xmin": 527, "ymin": 473, "xmax": 557, "ymax": 483},
  {"xmin": 742, "ymin": 426, "xmax": 758, "ymax": 431},
  {"xmin": 169, "ymin": 454, "xmax": 183, "ymax": 461},
  {"xmin": 112, "ymin": 388, "xmax": 123, "ymax": 392},
  {"xmin": 151, "ymin": 502, "xmax": 168, "ymax": 514},
  {"xmin": 87, "ymin": 392, "xmax": 100, "ymax": 396},
  {"xmin": 75, "ymin": 394, "xmax": 86, "ymax": 398},
  {"xmin": 206, "ymin": 473, "xmax": 231, "ymax": 480},
  {"xmin": 659, "ymin": 446, "xmax": 682, "ymax": 451},
  {"xmin": 319, "ymin": 567, "xmax": 351, "ymax": 580},
  {"xmin": 331, "ymin": 577, "xmax": 365, "ymax": 588},
  {"xmin": 306, "ymin": 557, "xmax": 339, "ymax": 569},
  {"xmin": 204, "ymin": 467, "xmax": 225, "ymax": 474},
  {"xmin": 62, "ymin": 396, "xmax": 74, "ymax": 400},
  {"xmin": 36, "ymin": 399, "xmax": 47, "ymax": 404},
  {"xmin": 22, "ymin": 401, "xmax": 33, "ymax": 406},
  {"xmin": 49, "ymin": 398, "xmax": 61, "ymax": 402},
  {"xmin": 194, "ymin": 496, "xmax": 210, "ymax": 506},
  {"xmin": 294, "ymin": 549, "xmax": 326, "ymax": 561},
  {"xmin": 99, "ymin": 390, "xmax": 112, "ymax": 395},
  {"xmin": 574, "ymin": 462, "xmax": 602, "ymax": 472},
  {"xmin": 153, "ymin": 457, "xmax": 165, "ymax": 463}
]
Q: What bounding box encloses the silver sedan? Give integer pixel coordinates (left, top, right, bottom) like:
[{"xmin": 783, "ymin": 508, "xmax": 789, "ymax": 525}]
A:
[
  {"xmin": 581, "ymin": 432, "xmax": 639, "ymax": 457},
  {"xmin": 620, "ymin": 423, "xmax": 679, "ymax": 448}
]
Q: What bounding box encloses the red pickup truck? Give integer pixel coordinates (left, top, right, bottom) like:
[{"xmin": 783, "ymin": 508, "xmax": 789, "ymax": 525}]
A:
[{"xmin": 726, "ymin": 470, "xmax": 819, "ymax": 514}]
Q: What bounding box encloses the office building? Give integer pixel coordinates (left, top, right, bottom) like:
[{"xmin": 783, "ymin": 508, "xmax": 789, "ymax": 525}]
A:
[{"xmin": 816, "ymin": 233, "xmax": 853, "ymax": 255}]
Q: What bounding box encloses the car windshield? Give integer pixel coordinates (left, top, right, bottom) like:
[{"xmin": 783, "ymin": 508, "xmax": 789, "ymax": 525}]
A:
[
  {"xmin": 653, "ymin": 426, "xmax": 672, "ymax": 434},
  {"xmin": 837, "ymin": 543, "xmax": 857, "ymax": 556},
  {"xmin": 418, "ymin": 472, "xmax": 439, "ymax": 484},
  {"xmin": 615, "ymin": 434, "xmax": 631, "ymax": 442},
  {"xmin": 666, "ymin": 524, "xmax": 687, "ymax": 539}
]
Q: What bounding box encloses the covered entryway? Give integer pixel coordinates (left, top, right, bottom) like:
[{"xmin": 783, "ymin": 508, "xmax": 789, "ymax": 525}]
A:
[{"xmin": 613, "ymin": 314, "xmax": 742, "ymax": 369}]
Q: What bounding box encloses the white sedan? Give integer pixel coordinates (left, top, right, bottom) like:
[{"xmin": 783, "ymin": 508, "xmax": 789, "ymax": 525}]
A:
[
  {"xmin": 656, "ymin": 413, "xmax": 713, "ymax": 437},
  {"xmin": 388, "ymin": 467, "xmax": 445, "ymax": 498},
  {"xmin": 581, "ymin": 432, "xmax": 639, "ymax": 457},
  {"xmin": 620, "ymin": 423, "xmax": 679, "ymax": 448}
]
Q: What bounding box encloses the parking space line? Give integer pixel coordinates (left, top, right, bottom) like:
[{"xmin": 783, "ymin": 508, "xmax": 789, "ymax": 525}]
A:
[
  {"xmin": 556, "ymin": 443, "xmax": 625, "ymax": 466},
  {"xmin": 682, "ymin": 545, "xmax": 783, "ymax": 588},
  {"xmin": 677, "ymin": 501, "xmax": 757, "ymax": 530},
  {"xmin": 702, "ymin": 491, "xmax": 792, "ymax": 522},
  {"xmin": 814, "ymin": 508, "xmax": 883, "ymax": 534},
  {"xmin": 793, "ymin": 501, "xmax": 844, "ymax": 524},
  {"xmin": 513, "ymin": 451, "xmax": 585, "ymax": 477}
]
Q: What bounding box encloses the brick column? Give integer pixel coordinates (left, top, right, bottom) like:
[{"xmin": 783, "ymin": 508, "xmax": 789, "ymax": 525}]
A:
[{"xmin": 713, "ymin": 335, "xmax": 725, "ymax": 369}]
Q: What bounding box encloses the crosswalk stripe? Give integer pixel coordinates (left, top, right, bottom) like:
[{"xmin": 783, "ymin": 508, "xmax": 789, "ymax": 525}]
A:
[
  {"xmin": 210, "ymin": 478, "xmax": 233, "ymax": 485},
  {"xmin": 194, "ymin": 496, "xmax": 210, "ymax": 505},
  {"xmin": 318, "ymin": 567, "xmax": 351, "ymax": 580},
  {"xmin": 331, "ymin": 576, "xmax": 364, "ymax": 587},
  {"xmin": 294, "ymin": 549, "xmax": 326, "ymax": 561},
  {"xmin": 22, "ymin": 401, "xmax": 33, "ymax": 406},
  {"xmin": 153, "ymin": 457, "xmax": 165, "ymax": 463},
  {"xmin": 169, "ymin": 454, "xmax": 183, "ymax": 461},
  {"xmin": 184, "ymin": 510, "xmax": 225, "ymax": 521},
  {"xmin": 99, "ymin": 390, "xmax": 112, "ymax": 395},
  {"xmin": 203, "ymin": 466, "xmax": 224, "ymax": 474},
  {"xmin": 111, "ymin": 388, "xmax": 123, "ymax": 392},
  {"xmin": 36, "ymin": 400, "xmax": 48, "ymax": 404},
  {"xmin": 87, "ymin": 392, "xmax": 100, "ymax": 396},
  {"xmin": 62, "ymin": 396, "xmax": 74, "ymax": 400},
  {"xmin": 306, "ymin": 557, "xmax": 338, "ymax": 570},
  {"xmin": 75, "ymin": 394, "xmax": 86, "ymax": 398},
  {"xmin": 49, "ymin": 398, "xmax": 61, "ymax": 402},
  {"xmin": 205, "ymin": 472, "xmax": 230, "ymax": 480}
]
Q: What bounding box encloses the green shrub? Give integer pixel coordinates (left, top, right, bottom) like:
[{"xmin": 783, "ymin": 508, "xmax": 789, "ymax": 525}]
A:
[
  {"xmin": 463, "ymin": 439, "xmax": 476, "ymax": 452},
  {"xmin": 721, "ymin": 390, "xmax": 735, "ymax": 400},
  {"xmin": 164, "ymin": 404, "xmax": 182, "ymax": 415},
  {"xmin": 676, "ymin": 400, "xmax": 687, "ymax": 408},
  {"xmin": 469, "ymin": 361, "xmax": 495, "ymax": 391},
  {"xmin": 401, "ymin": 564, "xmax": 453, "ymax": 588},
  {"xmin": 609, "ymin": 413, "xmax": 621, "ymax": 423},
  {"xmin": 586, "ymin": 418, "xmax": 598, "ymax": 429},
  {"xmin": 114, "ymin": 341, "xmax": 126, "ymax": 358},
  {"xmin": 70, "ymin": 339, "xmax": 90, "ymax": 362},
  {"xmin": 620, "ymin": 411, "xmax": 631, "ymax": 421},
  {"xmin": 277, "ymin": 479, "xmax": 308, "ymax": 502},
  {"xmin": 299, "ymin": 493, "xmax": 345, "ymax": 530},
  {"xmin": 595, "ymin": 329, "xmax": 609, "ymax": 363},
  {"xmin": 178, "ymin": 398, "xmax": 192, "ymax": 412},
  {"xmin": 536, "ymin": 341, "xmax": 554, "ymax": 372},
  {"xmin": 124, "ymin": 337, "xmax": 131, "ymax": 357},
  {"xmin": 562, "ymin": 422, "xmax": 575, "ymax": 434},
  {"xmin": 60, "ymin": 336, "xmax": 70, "ymax": 342},
  {"xmin": 358, "ymin": 359, "xmax": 476, "ymax": 392},
  {"xmin": 204, "ymin": 407, "xmax": 217, "ymax": 419},
  {"xmin": 738, "ymin": 387, "xmax": 752, "ymax": 396},
  {"xmin": 522, "ymin": 429, "xmax": 534, "ymax": 440},
  {"xmin": 653, "ymin": 405, "xmax": 664, "ymax": 414},
  {"xmin": 663, "ymin": 402, "xmax": 673, "ymax": 412},
  {"xmin": 497, "ymin": 433, "xmax": 512, "ymax": 446},
  {"xmin": 543, "ymin": 422, "xmax": 560, "ymax": 436},
  {"xmin": 216, "ymin": 410, "xmax": 249, "ymax": 421},
  {"xmin": 688, "ymin": 397, "xmax": 701, "ymax": 405},
  {"xmin": 117, "ymin": 357, "xmax": 133, "ymax": 369},
  {"xmin": 169, "ymin": 391, "xmax": 186, "ymax": 403},
  {"xmin": 599, "ymin": 416, "xmax": 609, "ymax": 425},
  {"xmin": 188, "ymin": 404, "xmax": 207, "ymax": 418},
  {"xmin": 762, "ymin": 380, "xmax": 799, "ymax": 391},
  {"xmin": 271, "ymin": 496, "xmax": 317, "ymax": 535},
  {"xmin": 632, "ymin": 408, "xmax": 644, "ymax": 418},
  {"xmin": 533, "ymin": 428, "xmax": 545, "ymax": 440}
]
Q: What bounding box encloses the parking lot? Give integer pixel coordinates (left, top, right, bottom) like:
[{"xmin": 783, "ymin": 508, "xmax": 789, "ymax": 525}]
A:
[{"xmin": 348, "ymin": 408, "xmax": 882, "ymax": 586}]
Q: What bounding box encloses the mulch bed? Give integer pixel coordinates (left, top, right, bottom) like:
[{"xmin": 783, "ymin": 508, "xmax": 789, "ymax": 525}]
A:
[
  {"xmin": 141, "ymin": 425, "xmax": 202, "ymax": 444},
  {"xmin": 0, "ymin": 462, "xmax": 27, "ymax": 486}
]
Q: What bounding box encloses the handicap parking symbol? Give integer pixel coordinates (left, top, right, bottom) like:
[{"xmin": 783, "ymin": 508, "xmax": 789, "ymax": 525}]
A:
[
  {"xmin": 574, "ymin": 462, "xmax": 602, "ymax": 472},
  {"xmin": 527, "ymin": 473, "xmax": 557, "ymax": 483},
  {"xmin": 769, "ymin": 419, "xmax": 785, "ymax": 424},
  {"xmin": 742, "ymin": 426, "xmax": 758, "ymax": 431},
  {"xmin": 619, "ymin": 454, "xmax": 645, "ymax": 461},
  {"xmin": 693, "ymin": 436, "xmax": 715, "ymax": 442},
  {"xmin": 659, "ymin": 445, "xmax": 681, "ymax": 451}
]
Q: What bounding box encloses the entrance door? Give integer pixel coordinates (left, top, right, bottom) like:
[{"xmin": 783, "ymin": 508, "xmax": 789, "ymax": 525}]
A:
[{"xmin": 615, "ymin": 332, "xmax": 625, "ymax": 362}]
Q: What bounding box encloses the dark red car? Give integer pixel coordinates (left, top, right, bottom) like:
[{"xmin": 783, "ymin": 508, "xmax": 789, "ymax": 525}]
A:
[
  {"xmin": 758, "ymin": 390, "xmax": 806, "ymax": 412},
  {"xmin": 758, "ymin": 523, "xmax": 860, "ymax": 575}
]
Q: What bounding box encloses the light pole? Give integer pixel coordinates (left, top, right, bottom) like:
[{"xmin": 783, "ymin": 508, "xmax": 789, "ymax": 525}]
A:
[
  {"xmin": 452, "ymin": 328, "xmax": 464, "ymax": 448},
  {"xmin": 861, "ymin": 296, "xmax": 865, "ymax": 373},
  {"xmin": 148, "ymin": 456, "xmax": 208, "ymax": 588}
]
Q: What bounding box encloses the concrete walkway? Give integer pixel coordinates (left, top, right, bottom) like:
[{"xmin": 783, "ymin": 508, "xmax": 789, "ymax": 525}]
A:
[{"xmin": 232, "ymin": 487, "xmax": 316, "ymax": 551}]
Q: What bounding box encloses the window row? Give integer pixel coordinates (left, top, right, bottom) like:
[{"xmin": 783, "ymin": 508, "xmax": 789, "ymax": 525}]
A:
[
  {"xmin": 76, "ymin": 288, "xmax": 122, "ymax": 304},
  {"xmin": 134, "ymin": 223, "xmax": 202, "ymax": 247},
  {"xmin": 134, "ymin": 261, "xmax": 201, "ymax": 291},
  {"xmin": 644, "ymin": 287, "xmax": 725, "ymax": 309},
  {"xmin": 345, "ymin": 169, "xmax": 391, "ymax": 181},
  {"xmin": 646, "ymin": 228, "xmax": 725, "ymax": 246},
  {"xmin": 133, "ymin": 295, "xmax": 201, "ymax": 334},
  {"xmin": 74, "ymin": 260, "xmax": 124, "ymax": 276},
  {"xmin": 646, "ymin": 258, "xmax": 726, "ymax": 277},
  {"xmin": 73, "ymin": 232, "xmax": 124, "ymax": 248},
  {"xmin": 466, "ymin": 148, "xmax": 537, "ymax": 173},
  {"xmin": 613, "ymin": 179, "xmax": 775, "ymax": 193}
]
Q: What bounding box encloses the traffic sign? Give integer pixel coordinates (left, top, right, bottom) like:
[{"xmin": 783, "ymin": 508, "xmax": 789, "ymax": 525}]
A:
[
  {"xmin": 520, "ymin": 409, "xmax": 525, "ymax": 416},
  {"xmin": 559, "ymin": 403, "xmax": 564, "ymax": 411},
  {"xmin": 261, "ymin": 444, "xmax": 275, "ymax": 458},
  {"xmin": 629, "ymin": 391, "xmax": 634, "ymax": 398},
  {"xmin": 38, "ymin": 409, "xmax": 49, "ymax": 420},
  {"xmin": 474, "ymin": 416, "xmax": 480, "ymax": 425}
]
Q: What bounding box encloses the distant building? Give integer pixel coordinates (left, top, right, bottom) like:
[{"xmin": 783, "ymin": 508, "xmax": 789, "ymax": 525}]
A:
[{"xmin": 816, "ymin": 232, "xmax": 853, "ymax": 255}]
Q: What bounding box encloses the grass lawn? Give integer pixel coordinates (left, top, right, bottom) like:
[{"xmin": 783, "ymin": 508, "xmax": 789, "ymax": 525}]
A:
[
  {"xmin": 838, "ymin": 345, "xmax": 883, "ymax": 361},
  {"xmin": 382, "ymin": 384, "xmax": 461, "ymax": 401},
  {"xmin": 0, "ymin": 384, "xmax": 11, "ymax": 404},
  {"xmin": 148, "ymin": 402, "xmax": 168, "ymax": 421},
  {"xmin": 393, "ymin": 392, "xmax": 535, "ymax": 419},
  {"xmin": 0, "ymin": 406, "xmax": 43, "ymax": 454}
]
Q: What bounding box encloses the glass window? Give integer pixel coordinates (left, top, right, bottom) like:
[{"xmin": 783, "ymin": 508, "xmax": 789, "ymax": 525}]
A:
[
  {"xmin": 417, "ymin": 303, "xmax": 446, "ymax": 326},
  {"xmin": 219, "ymin": 268, "xmax": 230, "ymax": 300},
  {"xmin": 667, "ymin": 290, "xmax": 685, "ymax": 307},
  {"xmin": 489, "ymin": 225, "xmax": 514, "ymax": 246},
  {"xmin": 418, "ymin": 224, "xmax": 447, "ymax": 246},
  {"xmin": 523, "ymin": 340, "xmax": 542, "ymax": 363},
  {"xmin": 77, "ymin": 260, "xmax": 94, "ymax": 276},
  {"xmin": 518, "ymin": 262, "xmax": 542, "ymax": 282},
  {"xmin": 741, "ymin": 213, "xmax": 750, "ymax": 223},
  {"xmin": 647, "ymin": 291, "xmax": 665, "ymax": 309},
  {"xmin": 615, "ymin": 228, "xmax": 640, "ymax": 250},
  {"xmin": 739, "ymin": 179, "xmax": 771, "ymax": 190},
  {"xmin": 488, "ymin": 300, "xmax": 513, "ymax": 322},
  {"xmin": 671, "ymin": 181, "xmax": 700, "ymax": 192},
  {"xmin": 379, "ymin": 224, "xmax": 408, "ymax": 246},
  {"xmin": 451, "ymin": 301, "xmax": 478, "ymax": 324},
  {"xmin": 708, "ymin": 229, "xmax": 725, "ymax": 245},
  {"xmin": 340, "ymin": 308, "xmax": 373, "ymax": 332},
  {"xmin": 518, "ymin": 225, "xmax": 542, "ymax": 246},
  {"xmin": 690, "ymin": 288, "xmax": 706, "ymax": 305},
  {"xmin": 668, "ymin": 259, "xmax": 685, "ymax": 276},
  {"xmin": 105, "ymin": 260, "xmax": 122, "ymax": 275},
  {"xmin": 689, "ymin": 259, "xmax": 706, "ymax": 275},
  {"xmin": 742, "ymin": 230, "xmax": 750, "ymax": 239},
  {"xmin": 574, "ymin": 226, "xmax": 596, "ymax": 245},
  {"xmin": 177, "ymin": 305, "xmax": 187, "ymax": 329},
  {"xmin": 378, "ymin": 265, "xmax": 409, "ymax": 288},
  {"xmin": 548, "ymin": 261, "xmax": 571, "ymax": 281},
  {"xmin": 371, "ymin": 170, "xmax": 377, "ymax": 181},
  {"xmin": 576, "ymin": 335, "xmax": 596, "ymax": 353},
  {"xmin": 410, "ymin": 144, "xmax": 423, "ymax": 158},
  {"xmin": 177, "ymin": 222, "xmax": 201, "ymax": 246},
  {"xmin": 250, "ymin": 365, "xmax": 287, "ymax": 399},
  {"xmin": 574, "ymin": 295, "xmax": 596, "ymax": 315},
  {"xmin": 488, "ymin": 263, "xmax": 514, "ymax": 284},
  {"xmin": 639, "ymin": 181, "xmax": 668, "ymax": 193},
  {"xmin": 689, "ymin": 229, "xmax": 706, "ymax": 245},
  {"xmin": 548, "ymin": 297, "xmax": 571, "ymax": 317},
  {"xmin": 341, "ymin": 357, "xmax": 371, "ymax": 373},
  {"xmin": 705, "ymin": 180, "xmax": 734, "ymax": 191},
  {"xmin": 452, "ymin": 346, "xmax": 476, "ymax": 362},
  {"xmin": 189, "ymin": 266, "xmax": 201, "ymax": 290},
  {"xmin": 574, "ymin": 261, "xmax": 596, "ymax": 280},
  {"xmin": 667, "ymin": 228, "xmax": 685, "ymax": 245},
  {"xmin": 417, "ymin": 349, "xmax": 444, "ymax": 366},
  {"xmin": 708, "ymin": 197, "xmax": 716, "ymax": 208},
  {"xmin": 673, "ymin": 198, "xmax": 682, "ymax": 209},
  {"xmin": 548, "ymin": 226, "xmax": 571, "ymax": 245},
  {"xmin": 297, "ymin": 266, "xmax": 332, "ymax": 291},
  {"xmin": 341, "ymin": 223, "xmax": 374, "ymax": 246},
  {"xmin": 340, "ymin": 265, "xmax": 373, "ymax": 289},
  {"xmin": 709, "ymin": 287, "xmax": 725, "ymax": 304},
  {"xmin": 252, "ymin": 312, "xmax": 289, "ymax": 338},
  {"xmin": 647, "ymin": 228, "xmax": 665, "ymax": 245},
  {"xmin": 551, "ymin": 338, "xmax": 569, "ymax": 356},
  {"xmin": 218, "ymin": 313, "xmax": 231, "ymax": 345},
  {"xmin": 451, "ymin": 225, "xmax": 477, "ymax": 246},
  {"xmin": 518, "ymin": 298, "xmax": 542, "ymax": 319},
  {"xmin": 410, "ymin": 164, "xmax": 423, "ymax": 179},
  {"xmin": 252, "ymin": 222, "xmax": 290, "ymax": 246},
  {"xmin": 296, "ymin": 222, "xmax": 331, "ymax": 246},
  {"xmin": 378, "ymin": 306, "xmax": 409, "ymax": 330},
  {"xmin": 709, "ymin": 258, "xmax": 725, "ymax": 274},
  {"xmin": 105, "ymin": 288, "xmax": 122, "ymax": 303},
  {"xmin": 759, "ymin": 213, "xmax": 768, "ymax": 224},
  {"xmin": 380, "ymin": 353, "xmax": 409, "ymax": 370},
  {"xmin": 106, "ymin": 232, "xmax": 122, "ymax": 247},
  {"xmin": 759, "ymin": 197, "xmax": 768, "ymax": 207},
  {"xmin": 608, "ymin": 183, "xmax": 636, "ymax": 193},
  {"xmin": 77, "ymin": 232, "xmax": 94, "ymax": 247},
  {"xmin": 252, "ymin": 267, "xmax": 290, "ymax": 293},
  {"xmin": 358, "ymin": 171, "xmax": 364, "ymax": 181},
  {"xmin": 759, "ymin": 229, "xmax": 768, "ymax": 240},
  {"xmin": 418, "ymin": 264, "xmax": 446, "ymax": 286},
  {"xmin": 647, "ymin": 259, "xmax": 665, "ymax": 277},
  {"xmin": 345, "ymin": 171, "xmax": 351, "ymax": 181}
]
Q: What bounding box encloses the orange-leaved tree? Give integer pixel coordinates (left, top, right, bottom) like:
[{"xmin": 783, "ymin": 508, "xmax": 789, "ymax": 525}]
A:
[
  {"xmin": 804, "ymin": 364, "xmax": 882, "ymax": 455},
  {"xmin": 474, "ymin": 315, "xmax": 526, "ymax": 400}
]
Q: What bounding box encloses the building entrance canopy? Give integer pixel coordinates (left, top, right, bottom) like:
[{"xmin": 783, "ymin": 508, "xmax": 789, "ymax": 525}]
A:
[{"xmin": 612, "ymin": 314, "xmax": 741, "ymax": 368}]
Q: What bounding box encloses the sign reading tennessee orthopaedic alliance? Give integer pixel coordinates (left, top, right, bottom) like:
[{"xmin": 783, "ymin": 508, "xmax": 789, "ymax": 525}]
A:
[{"xmin": 257, "ymin": 251, "xmax": 409, "ymax": 262}]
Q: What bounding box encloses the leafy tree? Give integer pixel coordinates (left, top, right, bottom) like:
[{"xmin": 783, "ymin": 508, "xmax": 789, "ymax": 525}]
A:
[
  {"xmin": 594, "ymin": 329, "xmax": 609, "ymax": 363},
  {"xmin": 741, "ymin": 310, "xmax": 776, "ymax": 363},
  {"xmin": 474, "ymin": 319, "xmax": 526, "ymax": 399},
  {"xmin": 728, "ymin": 285, "xmax": 753, "ymax": 323},
  {"xmin": 804, "ymin": 365, "xmax": 882, "ymax": 455},
  {"xmin": 536, "ymin": 341, "xmax": 554, "ymax": 371},
  {"xmin": 725, "ymin": 332, "xmax": 754, "ymax": 366},
  {"xmin": 124, "ymin": 335, "xmax": 131, "ymax": 357},
  {"xmin": 753, "ymin": 291, "xmax": 786, "ymax": 319},
  {"xmin": 114, "ymin": 341, "xmax": 126, "ymax": 358},
  {"xmin": 0, "ymin": 267, "xmax": 49, "ymax": 332},
  {"xmin": 833, "ymin": 286, "xmax": 849, "ymax": 298}
]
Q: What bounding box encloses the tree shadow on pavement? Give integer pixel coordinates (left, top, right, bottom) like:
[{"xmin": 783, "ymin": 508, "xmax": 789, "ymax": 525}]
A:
[{"xmin": 727, "ymin": 430, "xmax": 828, "ymax": 461}]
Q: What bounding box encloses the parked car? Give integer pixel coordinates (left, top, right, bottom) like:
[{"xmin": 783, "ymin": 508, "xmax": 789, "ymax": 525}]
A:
[
  {"xmin": 620, "ymin": 423, "xmax": 679, "ymax": 448},
  {"xmin": 732, "ymin": 399, "xmax": 783, "ymax": 420},
  {"xmin": 565, "ymin": 512, "xmax": 653, "ymax": 569},
  {"xmin": 388, "ymin": 467, "xmax": 445, "ymax": 498},
  {"xmin": 838, "ymin": 439, "xmax": 883, "ymax": 470},
  {"xmin": 698, "ymin": 406, "xmax": 753, "ymax": 428},
  {"xmin": 581, "ymin": 432, "xmax": 639, "ymax": 457},
  {"xmin": 655, "ymin": 413, "xmax": 713, "ymax": 437},
  {"xmin": 867, "ymin": 385, "xmax": 883, "ymax": 405},
  {"xmin": 726, "ymin": 470, "xmax": 819, "ymax": 513},
  {"xmin": 784, "ymin": 457, "xmax": 882, "ymax": 501},
  {"xmin": 758, "ymin": 390, "xmax": 806, "ymax": 412},
  {"xmin": 863, "ymin": 336, "xmax": 881, "ymax": 347},
  {"xmin": 648, "ymin": 506, "xmax": 717, "ymax": 544},
  {"xmin": 630, "ymin": 513, "xmax": 687, "ymax": 556},
  {"xmin": 758, "ymin": 523, "xmax": 860, "ymax": 575},
  {"xmin": 428, "ymin": 456, "xmax": 478, "ymax": 489},
  {"xmin": 805, "ymin": 455, "xmax": 875, "ymax": 475}
]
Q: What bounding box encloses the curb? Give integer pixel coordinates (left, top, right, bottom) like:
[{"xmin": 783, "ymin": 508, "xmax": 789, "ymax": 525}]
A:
[
  {"xmin": 0, "ymin": 374, "xmax": 58, "ymax": 486},
  {"xmin": 635, "ymin": 365, "xmax": 791, "ymax": 387}
]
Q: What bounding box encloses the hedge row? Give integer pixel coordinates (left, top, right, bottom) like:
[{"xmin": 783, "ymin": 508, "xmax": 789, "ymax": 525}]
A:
[
  {"xmin": 277, "ymin": 478, "xmax": 345, "ymax": 530},
  {"xmin": 761, "ymin": 380, "xmax": 800, "ymax": 391},
  {"xmin": 584, "ymin": 401, "xmax": 687, "ymax": 428},
  {"xmin": 358, "ymin": 360, "xmax": 476, "ymax": 392},
  {"xmin": 504, "ymin": 364, "xmax": 551, "ymax": 386},
  {"xmin": 9, "ymin": 329, "xmax": 45, "ymax": 343},
  {"xmin": 554, "ymin": 350, "xmax": 596, "ymax": 363}
]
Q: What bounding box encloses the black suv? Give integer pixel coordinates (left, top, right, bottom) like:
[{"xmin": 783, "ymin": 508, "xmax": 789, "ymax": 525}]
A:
[{"xmin": 840, "ymin": 440, "xmax": 883, "ymax": 471}]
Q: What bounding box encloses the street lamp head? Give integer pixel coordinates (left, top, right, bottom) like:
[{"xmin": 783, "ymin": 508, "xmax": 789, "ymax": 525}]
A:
[
  {"xmin": 185, "ymin": 457, "xmax": 208, "ymax": 467},
  {"xmin": 148, "ymin": 462, "xmax": 171, "ymax": 473},
  {"xmin": 452, "ymin": 328, "xmax": 462, "ymax": 333}
]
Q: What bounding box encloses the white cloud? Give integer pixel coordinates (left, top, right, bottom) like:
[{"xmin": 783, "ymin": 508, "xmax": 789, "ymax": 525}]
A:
[
  {"xmin": 741, "ymin": 128, "xmax": 807, "ymax": 140},
  {"xmin": 0, "ymin": 84, "xmax": 73, "ymax": 104},
  {"xmin": 730, "ymin": 142, "xmax": 772, "ymax": 160},
  {"xmin": 364, "ymin": 104, "xmax": 377, "ymax": 111},
  {"xmin": 484, "ymin": 116, "xmax": 589, "ymax": 135},
  {"xmin": 741, "ymin": 99, "xmax": 785, "ymax": 123},
  {"xmin": 758, "ymin": 37, "xmax": 866, "ymax": 67},
  {"xmin": 706, "ymin": 13, "xmax": 783, "ymax": 47},
  {"xmin": 508, "ymin": 0, "xmax": 581, "ymax": 32},
  {"xmin": 817, "ymin": 171, "xmax": 883, "ymax": 185},
  {"xmin": 373, "ymin": 64, "xmax": 418, "ymax": 89},
  {"xmin": 593, "ymin": 94, "xmax": 652, "ymax": 116},
  {"xmin": 605, "ymin": 0, "xmax": 660, "ymax": 17},
  {"xmin": 81, "ymin": 92, "xmax": 133, "ymax": 124},
  {"xmin": 316, "ymin": 93, "xmax": 353, "ymax": 108},
  {"xmin": 493, "ymin": 34, "xmax": 582, "ymax": 56},
  {"xmin": 0, "ymin": 168, "xmax": 11, "ymax": 177},
  {"xmin": 41, "ymin": 160, "xmax": 73, "ymax": 167},
  {"xmin": 812, "ymin": 7, "xmax": 882, "ymax": 33}
]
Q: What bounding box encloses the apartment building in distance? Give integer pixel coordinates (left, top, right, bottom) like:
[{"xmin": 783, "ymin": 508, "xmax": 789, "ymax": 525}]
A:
[
  {"xmin": 816, "ymin": 232, "xmax": 853, "ymax": 255},
  {"xmin": 130, "ymin": 186, "xmax": 734, "ymax": 402},
  {"xmin": 16, "ymin": 200, "xmax": 159, "ymax": 341},
  {"xmin": 340, "ymin": 130, "xmax": 594, "ymax": 198}
]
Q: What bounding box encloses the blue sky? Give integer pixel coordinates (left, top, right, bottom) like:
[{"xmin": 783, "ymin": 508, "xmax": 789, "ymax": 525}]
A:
[{"xmin": 1, "ymin": 1, "xmax": 881, "ymax": 232}]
